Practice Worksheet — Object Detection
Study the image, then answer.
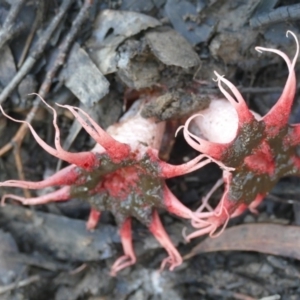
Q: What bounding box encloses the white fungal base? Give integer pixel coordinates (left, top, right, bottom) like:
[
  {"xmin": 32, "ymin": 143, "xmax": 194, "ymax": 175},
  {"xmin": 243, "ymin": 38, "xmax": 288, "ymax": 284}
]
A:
[
  {"xmin": 106, "ymin": 99, "xmax": 166, "ymax": 156},
  {"xmin": 191, "ymin": 98, "xmax": 239, "ymax": 144},
  {"xmin": 191, "ymin": 98, "xmax": 261, "ymax": 144}
]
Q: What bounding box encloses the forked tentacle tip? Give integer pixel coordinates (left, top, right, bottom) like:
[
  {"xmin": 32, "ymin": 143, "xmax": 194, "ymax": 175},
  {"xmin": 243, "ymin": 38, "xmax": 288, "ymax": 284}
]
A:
[
  {"xmin": 209, "ymin": 226, "xmax": 221, "ymax": 238},
  {"xmin": 55, "ymin": 102, "xmax": 63, "ymax": 108},
  {"xmin": 109, "ymin": 269, "xmax": 117, "ymax": 277},
  {"xmin": 27, "ymin": 92, "xmax": 38, "ymax": 97},
  {"xmin": 1, "ymin": 197, "xmax": 6, "ymax": 207},
  {"xmin": 210, "ymin": 213, "xmax": 229, "ymax": 238},
  {"xmin": 184, "ymin": 232, "xmax": 195, "ymax": 242},
  {"xmin": 182, "ymin": 227, "xmax": 191, "ymax": 243},
  {"xmin": 255, "ymin": 46, "xmax": 263, "ymax": 54},
  {"xmin": 86, "ymin": 224, "xmax": 95, "ymax": 232},
  {"xmin": 175, "ymin": 126, "xmax": 183, "ymax": 137},
  {"xmin": 0, "ymin": 105, "xmax": 7, "ymax": 115},
  {"xmin": 28, "ymin": 93, "xmax": 47, "ymax": 103},
  {"xmin": 287, "ymin": 30, "xmax": 299, "ymax": 66},
  {"xmin": 184, "ymin": 113, "xmax": 206, "ymax": 131},
  {"xmin": 56, "ymin": 103, "xmax": 77, "ymax": 110},
  {"xmin": 249, "ymin": 207, "xmax": 259, "ymax": 215},
  {"xmin": 160, "ymin": 256, "xmax": 181, "ymax": 272},
  {"xmin": 212, "ymin": 71, "xmax": 223, "ymax": 82},
  {"xmin": 159, "ymin": 258, "xmax": 168, "ymax": 272},
  {"xmin": 286, "ymin": 30, "xmax": 296, "ymax": 40}
]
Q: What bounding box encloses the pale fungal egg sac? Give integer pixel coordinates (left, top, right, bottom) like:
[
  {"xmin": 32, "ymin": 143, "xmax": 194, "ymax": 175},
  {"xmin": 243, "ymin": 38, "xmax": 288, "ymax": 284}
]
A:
[
  {"xmin": 106, "ymin": 99, "xmax": 165, "ymax": 156},
  {"xmin": 192, "ymin": 99, "xmax": 238, "ymax": 143},
  {"xmin": 191, "ymin": 99, "xmax": 260, "ymax": 144},
  {"xmin": 107, "ymin": 113, "xmax": 165, "ymax": 154}
]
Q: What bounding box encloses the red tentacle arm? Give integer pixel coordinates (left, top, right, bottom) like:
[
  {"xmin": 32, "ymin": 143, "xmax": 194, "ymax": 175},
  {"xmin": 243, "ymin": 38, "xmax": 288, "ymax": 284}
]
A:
[
  {"xmin": 186, "ymin": 207, "xmax": 230, "ymax": 242},
  {"xmin": 179, "ymin": 117, "xmax": 228, "ymax": 160},
  {"xmin": 0, "ymin": 165, "xmax": 80, "ymax": 189},
  {"xmin": 248, "ymin": 194, "xmax": 265, "ymax": 214},
  {"xmin": 162, "ymin": 184, "xmax": 201, "ymax": 221},
  {"xmin": 287, "ymin": 124, "xmax": 300, "ymax": 146},
  {"xmin": 196, "ymin": 178, "xmax": 223, "ymax": 213},
  {"xmin": 1, "ymin": 186, "xmax": 71, "ymax": 206},
  {"xmin": 0, "ymin": 104, "xmax": 97, "ymax": 171},
  {"xmin": 162, "ymin": 184, "xmax": 225, "ymax": 230},
  {"xmin": 186, "ymin": 174, "xmax": 232, "ymax": 241},
  {"xmin": 86, "ymin": 209, "xmax": 101, "ymax": 230},
  {"xmin": 213, "ymin": 71, "xmax": 254, "ymax": 125},
  {"xmin": 229, "ymin": 203, "xmax": 248, "ymax": 218},
  {"xmin": 230, "ymin": 195, "xmax": 265, "ymax": 218},
  {"xmin": 257, "ymin": 31, "xmax": 298, "ymax": 134},
  {"xmin": 159, "ymin": 154, "xmax": 234, "ymax": 179},
  {"xmin": 289, "ymin": 155, "xmax": 300, "ymax": 175},
  {"xmin": 148, "ymin": 210, "xmax": 182, "ymax": 271},
  {"xmin": 110, "ymin": 218, "xmax": 136, "ymax": 276},
  {"xmin": 187, "ymin": 193, "xmax": 265, "ymax": 242},
  {"xmin": 188, "ymin": 174, "xmax": 266, "ymax": 241},
  {"xmin": 159, "ymin": 154, "xmax": 212, "ymax": 178},
  {"xmin": 56, "ymin": 104, "xmax": 130, "ymax": 162}
]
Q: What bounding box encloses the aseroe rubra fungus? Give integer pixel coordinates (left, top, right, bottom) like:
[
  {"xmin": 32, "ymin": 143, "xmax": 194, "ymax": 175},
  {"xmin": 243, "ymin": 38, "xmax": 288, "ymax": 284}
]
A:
[
  {"xmin": 0, "ymin": 31, "xmax": 299, "ymax": 275},
  {"xmin": 0, "ymin": 91, "xmax": 226, "ymax": 275},
  {"xmin": 183, "ymin": 31, "xmax": 300, "ymax": 241}
]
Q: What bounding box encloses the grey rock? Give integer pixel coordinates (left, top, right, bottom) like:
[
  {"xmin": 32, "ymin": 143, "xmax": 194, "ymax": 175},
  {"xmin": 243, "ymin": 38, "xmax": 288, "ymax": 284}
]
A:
[{"xmin": 61, "ymin": 43, "xmax": 109, "ymax": 107}]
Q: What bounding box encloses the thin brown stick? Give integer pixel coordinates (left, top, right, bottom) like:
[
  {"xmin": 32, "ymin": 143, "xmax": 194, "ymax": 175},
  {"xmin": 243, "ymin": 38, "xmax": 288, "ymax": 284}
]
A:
[
  {"xmin": 69, "ymin": 263, "xmax": 87, "ymax": 275},
  {"xmin": 0, "ymin": 0, "xmax": 74, "ymax": 105},
  {"xmin": 26, "ymin": 0, "xmax": 94, "ymax": 125},
  {"xmin": 0, "ymin": 275, "xmax": 40, "ymax": 294},
  {"xmin": 0, "ymin": 0, "xmax": 94, "ymax": 199},
  {"xmin": 0, "ymin": 123, "xmax": 27, "ymax": 156},
  {"xmin": 24, "ymin": 0, "xmax": 94, "ymax": 129},
  {"xmin": 2, "ymin": 0, "xmax": 24, "ymax": 27},
  {"xmin": 13, "ymin": 143, "xmax": 31, "ymax": 198},
  {"xmin": 0, "ymin": 0, "xmax": 26, "ymax": 50},
  {"xmin": 203, "ymin": 288, "xmax": 257, "ymax": 300},
  {"xmin": 7, "ymin": 252, "xmax": 70, "ymax": 271},
  {"xmin": 39, "ymin": 0, "xmax": 94, "ymax": 97},
  {"xmin": 18, "ymin": 0, "xmax": 46, "ymax": 68},
  {"xmin": 0, "ymin": 0, "xmax": 74, "ymax": 157},
  {"xmin": 0, "ymin": 0, "xmax": 75, "ymax": 199}
]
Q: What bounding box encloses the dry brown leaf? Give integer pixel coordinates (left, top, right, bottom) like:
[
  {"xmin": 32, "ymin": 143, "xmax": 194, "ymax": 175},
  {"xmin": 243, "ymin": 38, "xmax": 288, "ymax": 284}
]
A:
[{"xmin": 185, "ymin": 223, "xmax": 300, "ymax": 260}]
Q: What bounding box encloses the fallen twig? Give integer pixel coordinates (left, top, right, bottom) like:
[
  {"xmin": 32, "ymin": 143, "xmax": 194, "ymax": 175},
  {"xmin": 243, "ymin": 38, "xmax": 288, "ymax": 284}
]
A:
[
  {"xmin": 203, "ymin": 288, "xmax": 257, "ymax": 300},
  {"xmin": 184, "ymin": 223, "xmax": 300, "ymax": 261},
  {"xmin": 0, "ymin": 0, "xmax": 26, "ymax": 50},
  {"xmin": 0, "ymin": 0, "xmax": 94, "ymax": 198},
  {"xmin": 17, "ymin": 0, "xmax": 46, "ymax": 68},
  {"xmin": 0, "ymin": 275, "xmax": 40, "ymax": 294},
  {"xmin": 0, "ymin": 0, "xmax": 74, "ymax": 105}
]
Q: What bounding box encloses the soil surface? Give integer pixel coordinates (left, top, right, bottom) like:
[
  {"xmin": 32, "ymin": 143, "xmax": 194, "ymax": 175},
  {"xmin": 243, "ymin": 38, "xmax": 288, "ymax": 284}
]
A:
[{"xmin": 0, "ymin": 0, "xmax": 300, "ymax": 299}]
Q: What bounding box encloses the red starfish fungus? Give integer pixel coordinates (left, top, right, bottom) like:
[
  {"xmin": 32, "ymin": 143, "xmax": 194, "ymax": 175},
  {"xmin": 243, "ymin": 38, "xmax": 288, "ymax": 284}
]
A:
[
  {"xmin": 182, "ymin": 31, "xmax": 300, "ymax": 241},
  {"xmin": 0, "ymin": 92, "xmax": 222, "ymax": 275}
]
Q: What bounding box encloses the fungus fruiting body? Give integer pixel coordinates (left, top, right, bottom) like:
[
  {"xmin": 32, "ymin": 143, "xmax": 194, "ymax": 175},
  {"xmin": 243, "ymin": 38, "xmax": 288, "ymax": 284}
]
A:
[
  {"xmin": 0, "ymin": 92, "xmax": 218, "ymax": 275},
  {"xmin": 1, "ymin": 31, "xmax": 299, "ymax": 275},
  {"xmin": 183, "ymin": 31, "xmax": 300, "ymax": 240}
]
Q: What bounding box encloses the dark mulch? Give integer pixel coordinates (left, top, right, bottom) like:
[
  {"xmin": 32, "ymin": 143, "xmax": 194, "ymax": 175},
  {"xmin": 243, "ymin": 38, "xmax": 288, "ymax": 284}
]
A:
[{"xmin": 0, "ymin": 0, "xmax": 300, "ymax": 299}]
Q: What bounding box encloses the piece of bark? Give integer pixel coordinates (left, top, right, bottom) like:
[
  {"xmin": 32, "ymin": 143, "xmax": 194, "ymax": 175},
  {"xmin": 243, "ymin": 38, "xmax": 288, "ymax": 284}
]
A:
[
  {"xmin": 0, "ymin": 229, "xmax": 26, "ymax": 285},
  {"xmin": 145, "ymin": 28, "xmax": 200, "ymax": 68},
  {"xmin": 0, "ymin": 205, "xmax": 119, "ymax": 262},
  {"xmin": 60, "ymin": 43, "xmax": 110, "ymax": 107},
  {"xmin": 185, "ymin": 223, "xmax": 300, "ymax": 261},
  {"xmin": 86, "ymin": 9, "xmax": 161, "ymax": 74}
]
